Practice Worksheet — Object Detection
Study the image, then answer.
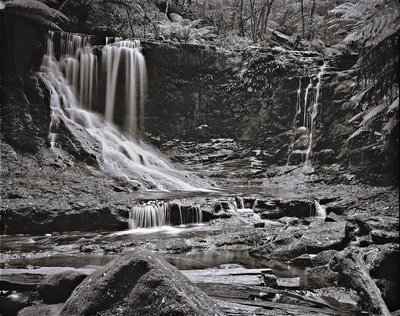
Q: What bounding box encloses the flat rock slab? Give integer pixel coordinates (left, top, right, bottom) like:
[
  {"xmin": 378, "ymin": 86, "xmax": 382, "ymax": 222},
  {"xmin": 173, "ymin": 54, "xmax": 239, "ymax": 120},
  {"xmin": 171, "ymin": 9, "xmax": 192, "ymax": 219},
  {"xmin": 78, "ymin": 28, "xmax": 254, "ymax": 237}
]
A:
[
  {"xmin": 18, "ymin": 303, "xmax": 64, "ymax": 316},
  {"xmin": 0, "ymin": 267, "xmax": 96, "ymax": 291}
]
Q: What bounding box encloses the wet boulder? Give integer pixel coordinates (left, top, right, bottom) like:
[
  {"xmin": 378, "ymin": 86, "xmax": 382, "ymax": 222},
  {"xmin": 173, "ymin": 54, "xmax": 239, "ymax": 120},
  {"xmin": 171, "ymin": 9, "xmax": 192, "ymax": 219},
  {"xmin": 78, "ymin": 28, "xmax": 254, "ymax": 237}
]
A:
[
  {"xmin": 353, "ymin": 215, "xmax": 399, "ymax": 244},
  {"xmin": 54, "ymin": 117, "xmax": 104, "ymax": 167},
  {"xmin": 0, "ymin": 292, "xmax": 30, "ymax": 316},
  {"xmin": 300, "ymin": 221, "xmax": 350, "ymax": 252},
  {"xmin": 61, "ymin": 250, "xmax": 224, "ymax": 316},
  {"xmin": 37, "ymin": 270, "xmax": 87, "ymax": 303},
  {"xmin": 306, "ymin": 264, "xmax": 339, "ymax": 288},
  {"xmin": 311, "ymin": 250, "xmax": 338, "ymax": 267},
  {"xmin": 289, "ymin": 254, "xmax": 313, "ymax": 267},
  {"xmin": 290, "ymin": 250, "xmax": 338, "ymax": 268},
  {"xmin": 250, "ymin": 230, "xmax": 307, "ymax": 261},
  {"xmin": 315, "ymin": 149, "xmax": 336, "ymax": 164},
  {"xmin": 250, "ymin": 222, "xmax": 349, "ymax": 261}
]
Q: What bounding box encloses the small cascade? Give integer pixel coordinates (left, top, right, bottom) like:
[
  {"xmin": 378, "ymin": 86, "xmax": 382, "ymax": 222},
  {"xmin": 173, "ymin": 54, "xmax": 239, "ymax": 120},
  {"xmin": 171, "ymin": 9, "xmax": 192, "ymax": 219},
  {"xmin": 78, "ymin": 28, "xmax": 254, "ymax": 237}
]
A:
[
  {"xmin": 128, "ymin": 202, "xmax": 203, "ymax": 229},
  {"xmin": 40, "ymin": 31, "xmax": 205, "ymax": 190},
  {"xmin": 314, "ymin": 200, "xmax": 327, "ymax": 218},
  {"xmin": 236, "ymin": 197, "xmax": 244, "ymax": 210},
  {"xmin": 287, "ymin": 63, "xmax": 326, "ymax": 166},
  {"xmin": 129, "ymin": 202, "xmax": 170, "ymax": 229},
  {"xmin": 234, "ymin": 197, "xmax": 259, "ymax": 219}
]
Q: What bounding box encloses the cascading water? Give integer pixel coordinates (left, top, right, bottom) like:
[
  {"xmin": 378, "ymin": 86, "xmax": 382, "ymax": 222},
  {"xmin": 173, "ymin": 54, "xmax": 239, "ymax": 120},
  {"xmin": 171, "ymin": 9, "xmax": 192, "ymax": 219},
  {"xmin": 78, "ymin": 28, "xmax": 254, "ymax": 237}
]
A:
[
  {"xmin": 128, "ymin": 202, "xmax": 203, "ymax": 229},
  {"xmin": 102, "ymin": 40, "xmax": 146, "ymax": 135},
  {"xmin": 303, "ymin": 78, "xmax": 313, "ymax": 128},
  {"xmin": 129, "ymin": 202, "xmax": 170, "ymax": 229},
  {"xmin": 40, "ymin": 31, "xmax": 205, "ymax": 191},
  {"xmin": 304, "ymin": 63, "xmax": 326, "ymax": 164},
  {"xmin": 287, "ymin": 63, "xmax": 326, "ymax": 166},
  {"xmin": 314, "ymin": 200, "xmax": 327, "ymax": 218}
]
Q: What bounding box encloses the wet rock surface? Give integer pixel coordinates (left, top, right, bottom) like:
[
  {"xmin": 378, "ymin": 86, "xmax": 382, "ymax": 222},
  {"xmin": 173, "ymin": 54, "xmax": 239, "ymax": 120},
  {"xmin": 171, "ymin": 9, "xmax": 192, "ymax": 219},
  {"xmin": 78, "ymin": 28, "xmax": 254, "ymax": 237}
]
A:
[
  {"xmin": 250, "ymin": 221, "xmax": 350, "ymax": 261},
  {"xmin": 18, "ymin": 303, "xmax": 64, "ymax": 316}
]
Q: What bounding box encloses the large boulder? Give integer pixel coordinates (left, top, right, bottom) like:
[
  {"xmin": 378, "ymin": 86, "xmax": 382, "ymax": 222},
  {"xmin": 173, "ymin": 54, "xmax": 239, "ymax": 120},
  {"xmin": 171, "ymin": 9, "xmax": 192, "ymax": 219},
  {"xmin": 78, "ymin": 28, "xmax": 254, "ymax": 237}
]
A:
[
  {"xmin": 37, "ymin": 270, "xmax": 87, "ymax": 303},
  {"xmin": 61, "ymin": 251, "xmax": 224, "ymax": 316}
]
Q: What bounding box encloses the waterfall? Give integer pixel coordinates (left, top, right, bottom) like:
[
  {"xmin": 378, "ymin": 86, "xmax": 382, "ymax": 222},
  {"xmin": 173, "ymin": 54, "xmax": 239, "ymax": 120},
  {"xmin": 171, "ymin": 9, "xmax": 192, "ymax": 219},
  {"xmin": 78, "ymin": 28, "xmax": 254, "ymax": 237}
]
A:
[
  {"xmin": 128, "ymin": 202, "xmax": 203, "ymax": 229},
  {"xmin": 305, "ymin": 63, "xmax": 326, "ymax": 164},
  {"xmin": 287, "ymin": 63, "xmax": 326, "ymax": 166},
  {"xmin": 303, "ymin": 78, "xmax": 313, "ymax": 128},
  {"xmin": 129, "ymin": 202, "xmax": 170, "ymax": 229},
  {"xmin": 314, "ymin": 200, "xmax": 327, "ymax": 218},
  {"xmin": 102, "ymin": 40, "xmax": 146, "ymax": 135},
  {"xmin": 40, "ymin": 31, "xmax": 205, "ymax": 191},
  {"xmin": 296, "ymin": 77, "xmax": 302, "ymax": 116}
]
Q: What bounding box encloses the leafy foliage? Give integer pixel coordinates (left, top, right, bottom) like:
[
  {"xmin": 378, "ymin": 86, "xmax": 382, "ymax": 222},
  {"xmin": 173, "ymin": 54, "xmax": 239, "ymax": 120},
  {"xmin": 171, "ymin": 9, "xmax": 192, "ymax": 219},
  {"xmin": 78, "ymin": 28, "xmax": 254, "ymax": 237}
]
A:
[
  {"xmin": 329, "ymin": 0, "xmax": 400, "ymax": 47},
  {"xmin": 2, "ymin": 0, "xmax": 68, "ymax": 30}
]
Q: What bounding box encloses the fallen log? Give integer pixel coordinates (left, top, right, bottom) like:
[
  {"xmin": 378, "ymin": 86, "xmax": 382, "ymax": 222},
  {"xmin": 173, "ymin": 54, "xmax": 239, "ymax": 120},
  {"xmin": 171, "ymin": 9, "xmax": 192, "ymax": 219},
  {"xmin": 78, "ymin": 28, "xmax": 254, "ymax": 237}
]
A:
[
  {"xmin": 330, "ymin": 247, "xmax": 391, "ymax": 316},
  {"xmin": 181, "ymin": 268, "xmax": 269, "ymax": 285}
]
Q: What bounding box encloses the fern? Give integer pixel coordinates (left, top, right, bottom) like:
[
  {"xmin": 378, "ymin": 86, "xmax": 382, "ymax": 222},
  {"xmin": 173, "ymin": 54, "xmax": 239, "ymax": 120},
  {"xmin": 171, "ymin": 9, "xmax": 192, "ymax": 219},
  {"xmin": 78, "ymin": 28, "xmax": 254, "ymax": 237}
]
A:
[
  {"xmin": 3, "ymin": 0, "xmax": 68, "ymax": 30},
  {"xmin": 329, "ymin": 0, "xmax": 400, "ymax": 47},
  {"xmin": 360, "ymin": 103, "xmax": 386, "ymax": 126}
]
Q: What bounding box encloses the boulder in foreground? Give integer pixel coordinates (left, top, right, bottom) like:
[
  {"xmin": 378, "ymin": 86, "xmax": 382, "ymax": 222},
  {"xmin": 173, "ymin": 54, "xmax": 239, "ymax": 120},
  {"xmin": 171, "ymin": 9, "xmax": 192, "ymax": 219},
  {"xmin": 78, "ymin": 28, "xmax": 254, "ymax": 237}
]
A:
[{"xmin": 61, "ymin": 250, "xmax": 224, "ymax": 316}]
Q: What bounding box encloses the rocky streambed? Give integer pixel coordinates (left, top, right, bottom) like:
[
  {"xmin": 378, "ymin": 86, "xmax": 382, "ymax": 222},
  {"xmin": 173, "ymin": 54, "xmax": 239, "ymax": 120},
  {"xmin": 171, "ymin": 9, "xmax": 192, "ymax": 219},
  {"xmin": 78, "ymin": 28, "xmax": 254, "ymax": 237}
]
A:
[{"xmin": 1, "ymin": 141, "xmax": 399, "ymax": 316}]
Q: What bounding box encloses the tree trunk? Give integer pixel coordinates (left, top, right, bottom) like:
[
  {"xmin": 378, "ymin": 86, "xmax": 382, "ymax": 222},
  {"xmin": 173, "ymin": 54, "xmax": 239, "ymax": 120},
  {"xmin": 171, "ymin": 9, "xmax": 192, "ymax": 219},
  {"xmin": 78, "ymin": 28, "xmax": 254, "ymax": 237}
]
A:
[
  {"xmin": 239, "ymin": 0, "xmax": 245, "ymax": 37},
  {"xmin": 300, "ymin": 0, "xmax": 305, "ymax": 38},
  {"xmin": 261, "ymin": 0, "xmax": 274, "ymax": 37},
  {"xmin": 125, "ymin": 6, "xmax": 134, "ymax": 38},
  {"xmin": 330, "ymin": 247, "xmax": 391, "ymax": 316},
  {"xmin": 308, "ymin": 0, "xmax": 316, "ymax": 41}
]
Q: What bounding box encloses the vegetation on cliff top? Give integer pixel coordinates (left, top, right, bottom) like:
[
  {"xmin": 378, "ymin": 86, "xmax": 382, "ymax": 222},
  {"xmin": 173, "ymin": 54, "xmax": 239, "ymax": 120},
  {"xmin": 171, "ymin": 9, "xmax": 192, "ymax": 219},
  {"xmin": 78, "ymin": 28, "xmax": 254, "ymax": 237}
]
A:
[{"xmin": 2, "ymin": 0, "xmax": 399, "ymax": 53}]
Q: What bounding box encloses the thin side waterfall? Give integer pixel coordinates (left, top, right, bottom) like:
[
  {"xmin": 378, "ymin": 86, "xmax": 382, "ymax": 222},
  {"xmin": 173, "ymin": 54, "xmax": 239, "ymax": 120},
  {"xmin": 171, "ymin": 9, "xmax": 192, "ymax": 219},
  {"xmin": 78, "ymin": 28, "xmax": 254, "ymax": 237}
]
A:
[
  {"xmin": 296, "ymin": 77, "xmax": 302, "ymax": 116},
  {"xmin": 40, "ymin": 31, "xmax": 204, "ymax": 190},
  {"xmin": 305, "ymin": 63, "xmax": 326, "ymax": 164},
  {"xmin": 303, "ymin": 78, "xmax": 313, "ymax": 128},
  {"xmin": 287, "ymin": 62, "xmax": 326, "ymax": 166}
]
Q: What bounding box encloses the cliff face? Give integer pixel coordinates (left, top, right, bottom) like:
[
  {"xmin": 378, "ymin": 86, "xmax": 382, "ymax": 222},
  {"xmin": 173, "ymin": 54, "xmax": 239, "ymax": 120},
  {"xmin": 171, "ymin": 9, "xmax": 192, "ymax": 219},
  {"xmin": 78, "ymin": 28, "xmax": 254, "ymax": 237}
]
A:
[
  {"xmin": 1, "ymin": 31, "xmax": 398, "ymax": 185},
  {"xmin": 317, "ymin": 32, "xmax": 399, "ymax": 184},
  {"xmin": 0, "ymin": 74, "xmax": 51, "ymax": 153},
  {"xmin": 142, "ymin": 41, "xmax": 324, "ymax": 165},
  {"xmin": 142, "ymin": 35, "xmax": 398, "ymax": 184}
]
